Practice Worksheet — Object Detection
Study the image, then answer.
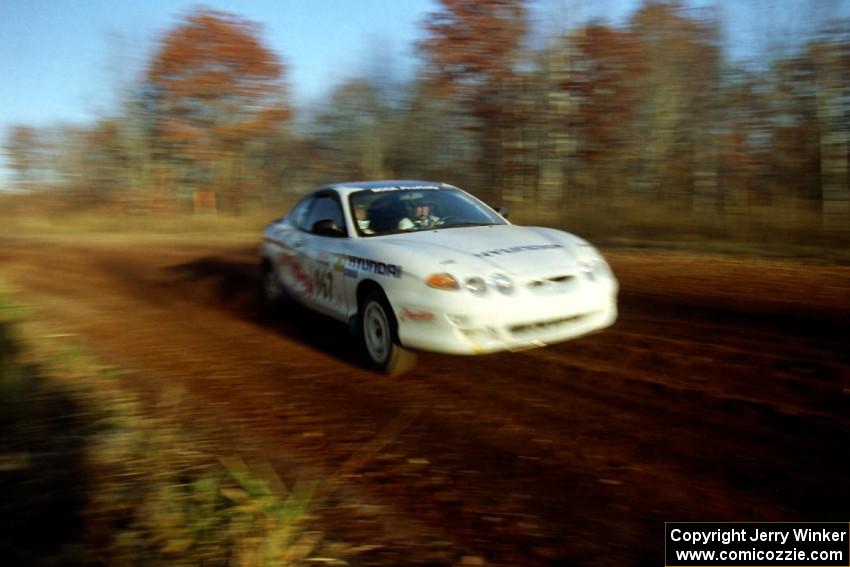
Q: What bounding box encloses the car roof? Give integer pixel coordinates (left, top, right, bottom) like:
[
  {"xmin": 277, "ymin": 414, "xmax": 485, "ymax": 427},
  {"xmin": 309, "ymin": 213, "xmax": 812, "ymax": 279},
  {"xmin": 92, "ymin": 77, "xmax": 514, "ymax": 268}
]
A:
[{"xmin": 317, "ymin": 180, "xmax": 457, "ymax": 197}]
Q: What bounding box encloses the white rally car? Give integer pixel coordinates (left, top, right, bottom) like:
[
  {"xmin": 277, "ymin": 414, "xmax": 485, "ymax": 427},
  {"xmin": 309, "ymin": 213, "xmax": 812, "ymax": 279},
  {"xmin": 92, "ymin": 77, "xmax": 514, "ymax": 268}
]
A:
[{"xmin": 260, "ymin": 181, "xmax": 618, "ymax": 374}]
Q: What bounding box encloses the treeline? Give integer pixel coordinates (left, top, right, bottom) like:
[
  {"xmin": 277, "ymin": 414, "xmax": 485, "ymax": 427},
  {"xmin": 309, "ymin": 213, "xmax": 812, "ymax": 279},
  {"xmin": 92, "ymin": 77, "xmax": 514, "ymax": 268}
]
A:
[{"xmin": 4, "ymin": 0, "xmax": 850, "ymax": 229}]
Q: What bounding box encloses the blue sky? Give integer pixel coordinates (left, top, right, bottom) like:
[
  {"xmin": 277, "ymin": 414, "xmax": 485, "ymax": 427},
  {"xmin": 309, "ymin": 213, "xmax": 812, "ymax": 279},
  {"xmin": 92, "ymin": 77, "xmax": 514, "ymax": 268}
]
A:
[
  {"xmin": 0, "ymin": 0, "xmax": 639, "ymax": 187},
  {"xmin": 0, "ymin": 0, "xmax": 443, "ymax": 128},
  {"xmin": 0, "ymin": 1, "xmax": 847, "ymax": 147},
  {"xmin": 0, "ymin": 0, "xmax": 447, "ymax": 186},
  {"xmin": 0, "ymin": 0, "xmax": 653, "ymax": 128}
]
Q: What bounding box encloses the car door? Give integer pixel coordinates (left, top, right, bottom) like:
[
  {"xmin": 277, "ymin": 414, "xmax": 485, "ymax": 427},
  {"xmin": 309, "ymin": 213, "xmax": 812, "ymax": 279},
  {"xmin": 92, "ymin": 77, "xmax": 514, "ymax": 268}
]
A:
[
  {"xmin": 300, "ymin": 192, "xmax": 351, "ymax": 321},
  {"xmin": 270, "ymin": 196, "xmax": 314, "ymax": 305}
]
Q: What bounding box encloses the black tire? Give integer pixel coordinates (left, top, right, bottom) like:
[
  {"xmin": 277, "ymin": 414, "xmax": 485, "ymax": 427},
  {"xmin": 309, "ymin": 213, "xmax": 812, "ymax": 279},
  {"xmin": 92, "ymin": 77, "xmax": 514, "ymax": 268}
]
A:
[
  {"xmin": 260, "ymin": 261, "xmax": 285, "ymax": 309},
  {"xmin": 359, "ymin": 289, "xmax": 417, "ymax": 376}
]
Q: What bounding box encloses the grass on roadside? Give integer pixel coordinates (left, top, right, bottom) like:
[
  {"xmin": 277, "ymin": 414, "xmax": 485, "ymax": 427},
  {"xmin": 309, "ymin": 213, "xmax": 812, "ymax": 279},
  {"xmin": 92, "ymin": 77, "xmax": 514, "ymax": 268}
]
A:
[
  {"xmin": 3, "ymin": 193, "xmax": 849, "ymax": 261},
  {"xmin": 0, "ymin": 293, "xmax": 342, "ymax": 566},
  {"xmin": 0, "ymin": 209, "xmax": 271, "ymax": 236},
  {"xmin": 510, "ymin": 200, "xmax": 850, "ymax": 262}
]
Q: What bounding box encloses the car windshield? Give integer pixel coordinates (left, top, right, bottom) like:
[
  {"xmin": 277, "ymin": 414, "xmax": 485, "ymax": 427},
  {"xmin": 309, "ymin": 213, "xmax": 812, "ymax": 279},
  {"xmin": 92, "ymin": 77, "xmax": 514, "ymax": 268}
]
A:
[{"xmin": 349, "ymin": 187, "xmax": 507, "ymax": 237}]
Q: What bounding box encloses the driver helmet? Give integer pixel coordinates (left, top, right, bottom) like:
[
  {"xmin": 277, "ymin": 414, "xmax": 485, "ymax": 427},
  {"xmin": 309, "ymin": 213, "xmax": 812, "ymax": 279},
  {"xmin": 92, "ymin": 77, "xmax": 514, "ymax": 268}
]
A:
[{"xmin": 408, "ymin": 197, "xmax": 434, "ymax": 220}]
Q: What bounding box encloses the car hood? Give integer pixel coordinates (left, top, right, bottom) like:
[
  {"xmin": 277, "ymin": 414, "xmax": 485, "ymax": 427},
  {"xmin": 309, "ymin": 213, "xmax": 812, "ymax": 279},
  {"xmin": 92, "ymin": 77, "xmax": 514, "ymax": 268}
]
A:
[{"xmin": 379, "ymin": 225, "xmax": 582, "ymax": 275}]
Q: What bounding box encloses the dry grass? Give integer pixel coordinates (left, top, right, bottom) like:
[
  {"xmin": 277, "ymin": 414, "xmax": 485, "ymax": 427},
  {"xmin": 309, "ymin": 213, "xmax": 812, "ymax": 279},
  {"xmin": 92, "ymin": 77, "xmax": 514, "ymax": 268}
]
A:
[
  {"xmin": 0, "ymin": 292, "xmax": 344, "ymax": 566},
  {"xmin": 3, "ymin": 194, "xmax": 848, "ymax": 261},
  {"xmin": 0, "ymin": 192, "xmax": 298, "ymax": 237},
  {"xmin": 510, "ymin": 199, "xmax": 850, "ymax": 262},
  {"xmin": 1, "ymin": 210, "xmax": 271, "ymax": 236}
]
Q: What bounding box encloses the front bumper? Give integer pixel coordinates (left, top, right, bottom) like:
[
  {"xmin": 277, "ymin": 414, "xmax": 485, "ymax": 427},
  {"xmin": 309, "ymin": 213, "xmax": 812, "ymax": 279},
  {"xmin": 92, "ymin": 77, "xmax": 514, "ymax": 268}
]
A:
[{"xmin": 392, "ymin": 277, "xmax": 618, "ymax": 355}]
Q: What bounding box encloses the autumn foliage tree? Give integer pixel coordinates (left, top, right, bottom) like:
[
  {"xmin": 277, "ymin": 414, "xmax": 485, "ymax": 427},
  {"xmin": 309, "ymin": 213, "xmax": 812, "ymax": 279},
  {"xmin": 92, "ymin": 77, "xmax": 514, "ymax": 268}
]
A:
[
  {"xmin": 4, "ymin": 0, "xmax": 849, "ymax": 238},
  {"xmin": 570, "ymin": 24, "xmax": 644, "ymax": 197},
  {"xmin": 146, "ymin": 7, "xmax": 288, "ymax": 209},
  {"xmin": 312, "ymin": 79, "xmax": 391, "ymax": 181},
  {"xmin": 421, "ymin": 0, "xmax": 527, "ymax": 97},
  {"xmin": 628, "ymin": 1, "xmax": 722, "ymax": 207},
  {"xmin": 420, "ymin": 0, "xmax": 529, "ymax": 202}
]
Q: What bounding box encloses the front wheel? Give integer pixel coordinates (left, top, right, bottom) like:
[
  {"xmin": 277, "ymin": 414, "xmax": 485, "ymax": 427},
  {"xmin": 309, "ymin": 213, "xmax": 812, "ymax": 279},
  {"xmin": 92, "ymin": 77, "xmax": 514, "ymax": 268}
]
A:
[{"xmin": 360, "ymin": 290, "xmax": 417, "ymax": 376}]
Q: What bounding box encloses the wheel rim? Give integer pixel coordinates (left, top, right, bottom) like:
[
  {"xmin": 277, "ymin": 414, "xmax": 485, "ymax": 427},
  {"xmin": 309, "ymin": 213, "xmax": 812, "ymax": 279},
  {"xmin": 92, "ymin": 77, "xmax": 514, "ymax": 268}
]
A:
[
  {"xmin": 363, "ymin": 301, "xmax": 391, "ymax": 364},
  {"xmin": 264, "ymin": 269, "xmax": 280, "ymax": 301}
]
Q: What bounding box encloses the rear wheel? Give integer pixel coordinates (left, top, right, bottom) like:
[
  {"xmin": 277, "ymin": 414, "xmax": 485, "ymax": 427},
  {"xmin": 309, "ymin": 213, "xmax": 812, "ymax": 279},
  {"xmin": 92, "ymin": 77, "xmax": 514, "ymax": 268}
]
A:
[
  {"xmin": 360, "ymin": 289, "xmax": 417, "ymax": 376},
  {"xmin": 260, "ymin": 261, "xmax": 285, "ymax": 308}
]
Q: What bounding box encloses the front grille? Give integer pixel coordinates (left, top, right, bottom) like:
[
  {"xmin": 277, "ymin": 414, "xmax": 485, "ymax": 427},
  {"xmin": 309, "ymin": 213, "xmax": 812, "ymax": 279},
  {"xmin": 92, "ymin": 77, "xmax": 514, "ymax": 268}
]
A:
[{"xmin": 510, "ymin": 313, "xmax": 588, "ymax": 335}]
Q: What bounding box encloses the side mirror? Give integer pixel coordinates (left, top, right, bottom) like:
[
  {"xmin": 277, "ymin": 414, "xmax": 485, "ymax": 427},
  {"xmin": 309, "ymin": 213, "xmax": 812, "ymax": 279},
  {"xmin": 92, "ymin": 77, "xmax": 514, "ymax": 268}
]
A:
[
  {"xmin": 311, "ymin": 218, "xmax": 346, "ymax": 237},
  {"xmin": 494, "ymin": 206, "xmax": 509, "ymax": 219}
]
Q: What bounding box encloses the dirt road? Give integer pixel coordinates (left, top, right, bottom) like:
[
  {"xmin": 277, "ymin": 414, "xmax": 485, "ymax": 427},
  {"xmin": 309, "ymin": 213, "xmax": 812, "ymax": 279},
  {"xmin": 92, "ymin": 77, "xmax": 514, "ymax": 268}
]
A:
[{"xmin": 2, "ymin": 235, "xmax": 849, "ymax": 566}]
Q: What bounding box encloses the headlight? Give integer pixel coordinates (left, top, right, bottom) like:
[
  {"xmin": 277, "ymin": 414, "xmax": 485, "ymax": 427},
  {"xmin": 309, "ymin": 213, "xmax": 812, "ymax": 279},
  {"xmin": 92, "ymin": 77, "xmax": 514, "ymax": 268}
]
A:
[
  {"xmin": 578, "ymin": 260, "xmax": 595, "ymax": 280},
  {"xmin": 578, "ymin": 258, "xmax": 608, "ymax": 281},
  {"xmin": 464, "ymin": 276, "xmax": 487, "ymax": 295},
  {"xmin": 426, "ymin": 273, "xmax": 460, "ymax": 290},
  {"xmin": 433, "ymin": 273, "xmax": 514, "ymax": 296},
  {"xmin": 488, "ymin": 273, "xmax": 514, "ymax": 295}
]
